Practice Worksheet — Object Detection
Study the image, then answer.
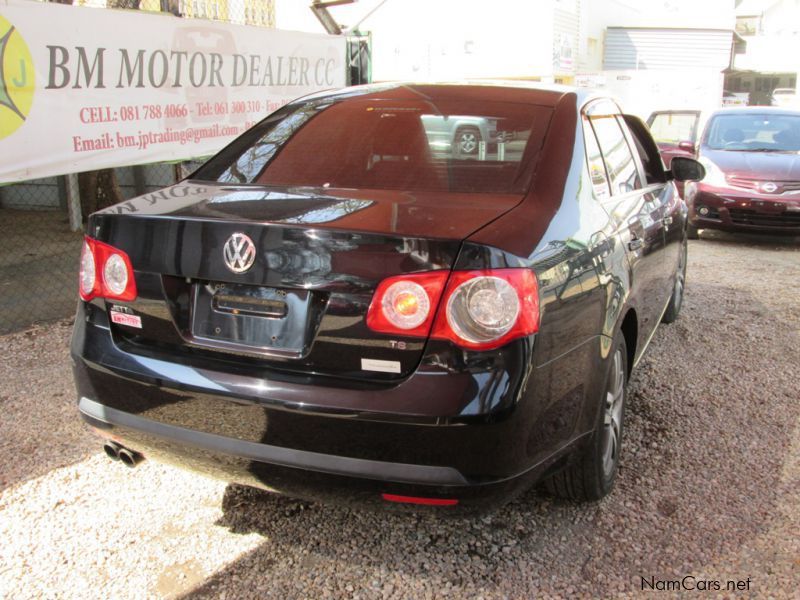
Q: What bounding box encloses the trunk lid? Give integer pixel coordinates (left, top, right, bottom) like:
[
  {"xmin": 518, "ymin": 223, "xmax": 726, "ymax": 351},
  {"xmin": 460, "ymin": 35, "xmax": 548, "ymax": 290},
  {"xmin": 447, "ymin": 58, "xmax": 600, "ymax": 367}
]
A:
[{"xmin": 89, "ymin": 182, "xmax": 522, "ymax": 380}]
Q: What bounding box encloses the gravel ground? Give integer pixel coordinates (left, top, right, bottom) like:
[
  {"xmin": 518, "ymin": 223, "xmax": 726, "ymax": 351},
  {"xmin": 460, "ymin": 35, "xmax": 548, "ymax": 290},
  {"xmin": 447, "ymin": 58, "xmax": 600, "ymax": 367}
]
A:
[{"xmin": 0, "ymin": 231, "xmax": 798, "ymax": 599}]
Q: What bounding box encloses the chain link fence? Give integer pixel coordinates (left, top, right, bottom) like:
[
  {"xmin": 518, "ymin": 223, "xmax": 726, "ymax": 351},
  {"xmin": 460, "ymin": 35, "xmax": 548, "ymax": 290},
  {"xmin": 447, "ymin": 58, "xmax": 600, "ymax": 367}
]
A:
[
  {"xmin": 0, "ymin": 0, "xmax": 275, "ymax": 334},
  {"xmin": 0, "ymin": 162, "xmax": 197, "ymax": 333}
]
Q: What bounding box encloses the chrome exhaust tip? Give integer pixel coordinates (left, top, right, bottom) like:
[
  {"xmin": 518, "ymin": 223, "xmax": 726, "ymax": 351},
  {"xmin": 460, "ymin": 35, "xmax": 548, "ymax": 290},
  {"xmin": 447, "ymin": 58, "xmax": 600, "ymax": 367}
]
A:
[
  {"xmin": 117, "ymin": 447, "xmax": 143, "ymax": 468},
  {"xmin": 103, "ymin": 441, "xmax": 121, "ymax": 461}
]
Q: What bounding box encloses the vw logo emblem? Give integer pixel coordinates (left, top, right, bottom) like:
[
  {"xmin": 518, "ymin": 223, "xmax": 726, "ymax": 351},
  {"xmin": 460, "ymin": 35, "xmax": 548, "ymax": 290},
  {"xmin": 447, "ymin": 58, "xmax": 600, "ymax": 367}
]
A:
[
  {"xmin": 223, "ymin": 233, "xmax": 256, "ymax": 274},
  {"xmin": 761, "ymin": 182, "xmax": 778, "ymax": 193}
]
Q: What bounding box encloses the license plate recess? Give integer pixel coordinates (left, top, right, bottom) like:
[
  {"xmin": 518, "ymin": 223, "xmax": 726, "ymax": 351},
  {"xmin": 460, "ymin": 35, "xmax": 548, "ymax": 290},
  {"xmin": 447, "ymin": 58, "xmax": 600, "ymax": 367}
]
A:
[{"xmin": 191, "ymin": 282, "xmax": 313, "ymax": 356}]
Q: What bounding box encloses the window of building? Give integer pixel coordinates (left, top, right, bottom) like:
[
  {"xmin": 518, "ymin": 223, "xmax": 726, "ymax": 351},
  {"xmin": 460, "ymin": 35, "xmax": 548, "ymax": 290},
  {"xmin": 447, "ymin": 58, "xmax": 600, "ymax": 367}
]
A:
[{"xmin": 735, "ymin": 16, "xmax": 759, "ymax": 36}]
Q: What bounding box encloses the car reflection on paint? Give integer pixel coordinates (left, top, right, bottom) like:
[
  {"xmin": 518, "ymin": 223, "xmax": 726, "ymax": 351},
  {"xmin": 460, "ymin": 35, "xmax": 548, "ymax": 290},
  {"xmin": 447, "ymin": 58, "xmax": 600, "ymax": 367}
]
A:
[{"xmin": 421, "ymin": 114, "xmax": 530, "ymax": 160}]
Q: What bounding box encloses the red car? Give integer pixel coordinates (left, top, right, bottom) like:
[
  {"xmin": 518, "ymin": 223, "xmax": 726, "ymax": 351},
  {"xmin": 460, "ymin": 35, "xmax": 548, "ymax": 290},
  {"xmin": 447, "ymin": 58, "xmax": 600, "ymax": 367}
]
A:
[
  {"xmin": 646, "ymin": 110, "xmax": 702, "ymax": 169},
  {"xmin": 658, "ymin": 107, "xmax": 800, "ymax": 238}
]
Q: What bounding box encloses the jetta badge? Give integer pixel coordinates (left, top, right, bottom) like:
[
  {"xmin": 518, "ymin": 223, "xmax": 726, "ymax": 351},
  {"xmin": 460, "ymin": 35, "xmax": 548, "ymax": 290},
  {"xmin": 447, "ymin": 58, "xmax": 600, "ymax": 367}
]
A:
[{"xmin": 223, "ymin": 233, "xmax": 256, "ymax": 273}]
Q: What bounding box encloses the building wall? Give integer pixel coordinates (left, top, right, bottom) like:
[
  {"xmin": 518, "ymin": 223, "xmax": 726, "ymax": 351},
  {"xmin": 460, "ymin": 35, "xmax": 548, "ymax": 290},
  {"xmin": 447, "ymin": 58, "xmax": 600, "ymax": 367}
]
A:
[
  {"xmin": 553, "ymin": 0, "xmax": 581, "ymax": 81},
  {"xmin": 603, "ymin": 28, "xmax": 734, "ymax": 71},
  {"xmin": 276, "ymin": 0, "xmax": 559, "ymax": 81},
  {"xmin": 584, "ymin": 0, "xmax": 735, "ymax": 72},
  {"xmin": 734, "ymin": 0, "xmax": 800, "ymax": 73},
  {"xmin": 600, "ymin": 69, "xmax": 726, "ymax": 118}
]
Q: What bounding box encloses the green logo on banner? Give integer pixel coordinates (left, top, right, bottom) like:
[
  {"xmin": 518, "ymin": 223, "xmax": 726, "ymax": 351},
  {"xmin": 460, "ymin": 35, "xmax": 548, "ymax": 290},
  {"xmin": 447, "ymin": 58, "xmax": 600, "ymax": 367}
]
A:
[{"xmin": 0, "ymin": 15, "xmax": 34, "ymax": 140}]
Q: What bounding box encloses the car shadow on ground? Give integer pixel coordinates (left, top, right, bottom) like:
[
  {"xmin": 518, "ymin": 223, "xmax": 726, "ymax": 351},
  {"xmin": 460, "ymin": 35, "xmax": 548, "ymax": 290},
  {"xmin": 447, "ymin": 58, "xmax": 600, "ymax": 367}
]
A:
[{"xmin": 180, "ymin": 280, "xmax": 799, "ymax": 598}]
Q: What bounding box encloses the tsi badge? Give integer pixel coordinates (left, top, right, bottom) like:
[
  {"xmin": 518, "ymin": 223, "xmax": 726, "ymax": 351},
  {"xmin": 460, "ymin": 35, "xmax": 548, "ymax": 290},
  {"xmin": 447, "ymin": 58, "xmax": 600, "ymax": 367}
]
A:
[
  {"xmin": 223, "ymin": 233, "xmax": 256, "ymax": 273},
  {"xmin": 109, "ymin": 305, "xmax": 142, "ymax": 329}
]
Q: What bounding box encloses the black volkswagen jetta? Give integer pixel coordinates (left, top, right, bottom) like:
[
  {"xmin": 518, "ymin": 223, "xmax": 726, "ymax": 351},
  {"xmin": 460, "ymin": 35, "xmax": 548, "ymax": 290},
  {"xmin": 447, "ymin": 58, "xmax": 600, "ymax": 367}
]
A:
[{"xmin": 72, "ymin": 83, "xmax": 704, "ymax": 511}]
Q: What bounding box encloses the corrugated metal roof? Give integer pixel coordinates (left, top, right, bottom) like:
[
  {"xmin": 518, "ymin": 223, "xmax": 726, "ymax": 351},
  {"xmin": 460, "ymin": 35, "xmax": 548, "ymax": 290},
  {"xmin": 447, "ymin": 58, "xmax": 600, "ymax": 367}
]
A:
[{"xmin": 603, "ymin": 28, "xmax": 733, "ymax": 71}]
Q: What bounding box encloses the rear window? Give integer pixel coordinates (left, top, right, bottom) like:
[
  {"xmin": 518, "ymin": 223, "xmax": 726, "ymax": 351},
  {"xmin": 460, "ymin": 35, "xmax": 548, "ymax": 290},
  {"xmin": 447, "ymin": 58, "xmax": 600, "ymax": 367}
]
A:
[
  {"xmin": 193, "ymin": 97, "xmax": 553, "ymax": 194},
  {"xmin": 648, "ymin": 112, "xmax": 698, "ymax": 143}
]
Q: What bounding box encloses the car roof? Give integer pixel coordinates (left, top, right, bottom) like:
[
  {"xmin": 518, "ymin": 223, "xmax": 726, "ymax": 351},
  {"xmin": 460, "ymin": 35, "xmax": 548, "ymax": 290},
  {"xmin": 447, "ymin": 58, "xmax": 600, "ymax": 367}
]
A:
[
  {"xmin": 708, "ymin": 106, "xmax": 800, "ymax": 117},
  {"xmin": 649, "ymin": 109, "xmax": 701, "ymax": 116},
  {"xmin": 299, "ymin": 81, "xmax": 604, "ymax": 110}
]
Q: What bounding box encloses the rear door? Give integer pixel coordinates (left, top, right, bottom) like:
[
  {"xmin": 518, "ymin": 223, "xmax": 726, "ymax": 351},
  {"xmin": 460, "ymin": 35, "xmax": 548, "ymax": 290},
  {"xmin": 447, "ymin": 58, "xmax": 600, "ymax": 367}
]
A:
[
  {"xmin": 624, "ymin": 114, "xmax": 684, "ymax": 302},
  {"xmin": 584, "ymin": 101, "xmax": 666, "ymax": 345},
  {"xmin": 646, "ymin": 110, "xmax": 700, "ymax": 167}
]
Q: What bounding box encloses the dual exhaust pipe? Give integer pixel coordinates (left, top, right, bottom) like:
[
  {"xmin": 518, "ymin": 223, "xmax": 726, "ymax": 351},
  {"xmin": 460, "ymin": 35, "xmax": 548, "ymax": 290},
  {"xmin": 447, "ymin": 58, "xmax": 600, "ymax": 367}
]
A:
[{"xmin": 103, "ymin": 441, "xmax": 143, "ymax": 468}]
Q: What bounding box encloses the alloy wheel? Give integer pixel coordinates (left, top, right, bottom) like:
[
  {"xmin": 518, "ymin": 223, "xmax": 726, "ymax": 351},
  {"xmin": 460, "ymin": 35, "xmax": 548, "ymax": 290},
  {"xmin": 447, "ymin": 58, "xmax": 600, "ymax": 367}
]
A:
[
  {"xmin": 673, "ymin": 241, "xmax": 687, "ymax": 313},
  {"xmin": 458, "ymin": 131, "xmax": 478, "ymax": 154},
  {"xmin": 601, "ymin": 348, "xmax": 625, "ymax": 478}
]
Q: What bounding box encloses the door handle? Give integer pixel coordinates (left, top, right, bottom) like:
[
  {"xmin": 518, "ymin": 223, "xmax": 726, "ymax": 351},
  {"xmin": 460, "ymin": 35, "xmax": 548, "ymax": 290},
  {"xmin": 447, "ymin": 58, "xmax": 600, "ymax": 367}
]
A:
[
  {"xmin": 663, "ymin": 216, "xmax": 673, "ymax": 226},
  {"xmin": 628, "ymin": 238, "xmax": 644, "ymax": 251}
]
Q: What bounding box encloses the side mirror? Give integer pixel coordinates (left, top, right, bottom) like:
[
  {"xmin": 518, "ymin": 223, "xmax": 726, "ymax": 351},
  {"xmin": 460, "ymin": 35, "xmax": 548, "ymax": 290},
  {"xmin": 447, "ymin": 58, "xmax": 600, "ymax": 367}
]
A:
[
  {"xmin": 677, "ymin": 140, "xmax": 696, "ymax": 153},
  {"xmin": 670, "ymin": 156, "xmax": 706, "ymax": 182}
]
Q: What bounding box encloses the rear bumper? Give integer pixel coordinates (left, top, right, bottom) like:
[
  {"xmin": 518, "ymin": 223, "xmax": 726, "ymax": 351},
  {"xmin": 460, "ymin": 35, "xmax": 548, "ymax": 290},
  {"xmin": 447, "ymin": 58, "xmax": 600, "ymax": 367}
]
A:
[
  {"xmin": 72, "ymin": 306, "xmax": 593, "ymax": 509},
  {"xmin": 687, "ymin": 186, "xmax": 800, "ymax": 234},
  {"xmin": 79, "ymin": 396, "xmax": 467, "ymax": 486},
  {"xmin": 78, "ymin": 395, "xmax": 549, "ymax": 511}
]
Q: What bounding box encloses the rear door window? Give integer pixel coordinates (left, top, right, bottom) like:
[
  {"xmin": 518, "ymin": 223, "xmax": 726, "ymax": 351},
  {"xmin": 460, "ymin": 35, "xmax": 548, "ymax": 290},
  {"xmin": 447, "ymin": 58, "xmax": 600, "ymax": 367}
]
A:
[
  {"xmin": 589, "ymin": 115, "xmax": 643, "ymax": 195},
  {"xmin": 582, "ymin": 117, "xmax": 611, "ymax": 200},
  {"xmin": 621, "ymin": 115, "xmax": 667, "ymax": 186}
]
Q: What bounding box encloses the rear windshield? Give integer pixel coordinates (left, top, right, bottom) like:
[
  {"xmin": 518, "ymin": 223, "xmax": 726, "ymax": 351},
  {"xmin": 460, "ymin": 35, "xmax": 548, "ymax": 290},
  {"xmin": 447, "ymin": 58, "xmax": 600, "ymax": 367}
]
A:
[
  {"xmin": 704, "ymin": 113, "xmax": 800, "ymax": 151},
  {"xmin": 193, "ymin": 97, "xmax": 553, "ymax": 194}
]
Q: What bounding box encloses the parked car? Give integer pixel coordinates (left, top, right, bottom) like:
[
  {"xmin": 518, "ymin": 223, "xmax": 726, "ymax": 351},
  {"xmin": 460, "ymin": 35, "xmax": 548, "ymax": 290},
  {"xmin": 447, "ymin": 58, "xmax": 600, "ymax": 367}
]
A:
[
  {"xmin": 684, "ymin": 106, "xmax": 800, "ymax": 238},
  {"xmin": 646, "ymin": 109, "xmax": 707, "ymax": 199},
  {"xmin": 421, "ymin": 115, "xmax": 500, "ymax": 157},
  {"xmin": 722, "ymin": 90, "xmax": 749, "ymax": 107},
  {"xmin": 770, "ymin": 88, "xmax": 798, "ymax": 108},
  {"xmin": 71, "ymin": 84, "xmax": 704, "ymax": 511},
  {"xmin": 646, "ymin": 110, "xmax": 702, "ymax": 168}
]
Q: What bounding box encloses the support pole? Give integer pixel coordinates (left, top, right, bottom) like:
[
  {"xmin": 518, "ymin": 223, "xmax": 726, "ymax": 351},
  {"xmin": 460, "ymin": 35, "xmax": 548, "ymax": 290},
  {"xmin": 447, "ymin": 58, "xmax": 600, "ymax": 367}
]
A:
[
  {"xmin": 66, "ymin": 172, "xmax": 83, "ymax": 232},
  {"xmin": 132, "ymin": 165, "xmax": 147, "ymax": 196}
]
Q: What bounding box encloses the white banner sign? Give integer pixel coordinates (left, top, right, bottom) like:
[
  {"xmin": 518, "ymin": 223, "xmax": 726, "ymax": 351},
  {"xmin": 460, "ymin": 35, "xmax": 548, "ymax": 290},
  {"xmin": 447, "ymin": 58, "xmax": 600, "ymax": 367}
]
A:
[{"xmin": 0, "ymin": 0, "xmax": 346, "ymax": 184}]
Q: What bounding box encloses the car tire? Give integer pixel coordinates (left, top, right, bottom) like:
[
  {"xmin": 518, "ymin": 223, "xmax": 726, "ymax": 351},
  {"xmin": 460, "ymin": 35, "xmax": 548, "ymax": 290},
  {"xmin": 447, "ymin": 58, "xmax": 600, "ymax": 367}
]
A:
[
  {"xmin": 661, "ymin": 239, "xmax": 687, "ymax": 324},
  {"xmin": 455, "ymin": 126, "xmax": 481, "ymax": 155},
  {"xmin": 544, "ymin": 333, "xmax": 628, "ymax": 502},
  {"xmin": 687, "ymin": 223, "xmax": 699, "ymax": 240}
]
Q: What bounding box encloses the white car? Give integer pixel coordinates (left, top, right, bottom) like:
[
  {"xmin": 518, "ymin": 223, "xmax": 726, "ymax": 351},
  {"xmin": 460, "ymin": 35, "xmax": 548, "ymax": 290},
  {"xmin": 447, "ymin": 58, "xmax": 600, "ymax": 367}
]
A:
[
  {"xmin": 722, "ymin": 90, "xmax": 748, "ymax": 107},
  {"xmin": 771, "ymin": 88, "xmax": 798, "ymax": 107}
]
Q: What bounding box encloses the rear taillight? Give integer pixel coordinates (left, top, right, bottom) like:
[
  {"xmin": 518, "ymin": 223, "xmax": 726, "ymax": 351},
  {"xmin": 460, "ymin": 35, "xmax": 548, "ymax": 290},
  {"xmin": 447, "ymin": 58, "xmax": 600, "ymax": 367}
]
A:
[
  {"xmin": 79, "ymin": 241, "xmax": 96, "ymax": 299},
  {"xmin": 366, "ymin": 268, "xmax": 539, "ymax": 350},
  {"xmin": 366, "ymin": 271, "xmax": 449, "ymax": 337},
  {"xmin": 79, "ymin": 237, "xmax": 137, "ymax": 302},
  {"xmin": 432, "ymin": 269, "xmax": 539, "ymax": 350}
]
